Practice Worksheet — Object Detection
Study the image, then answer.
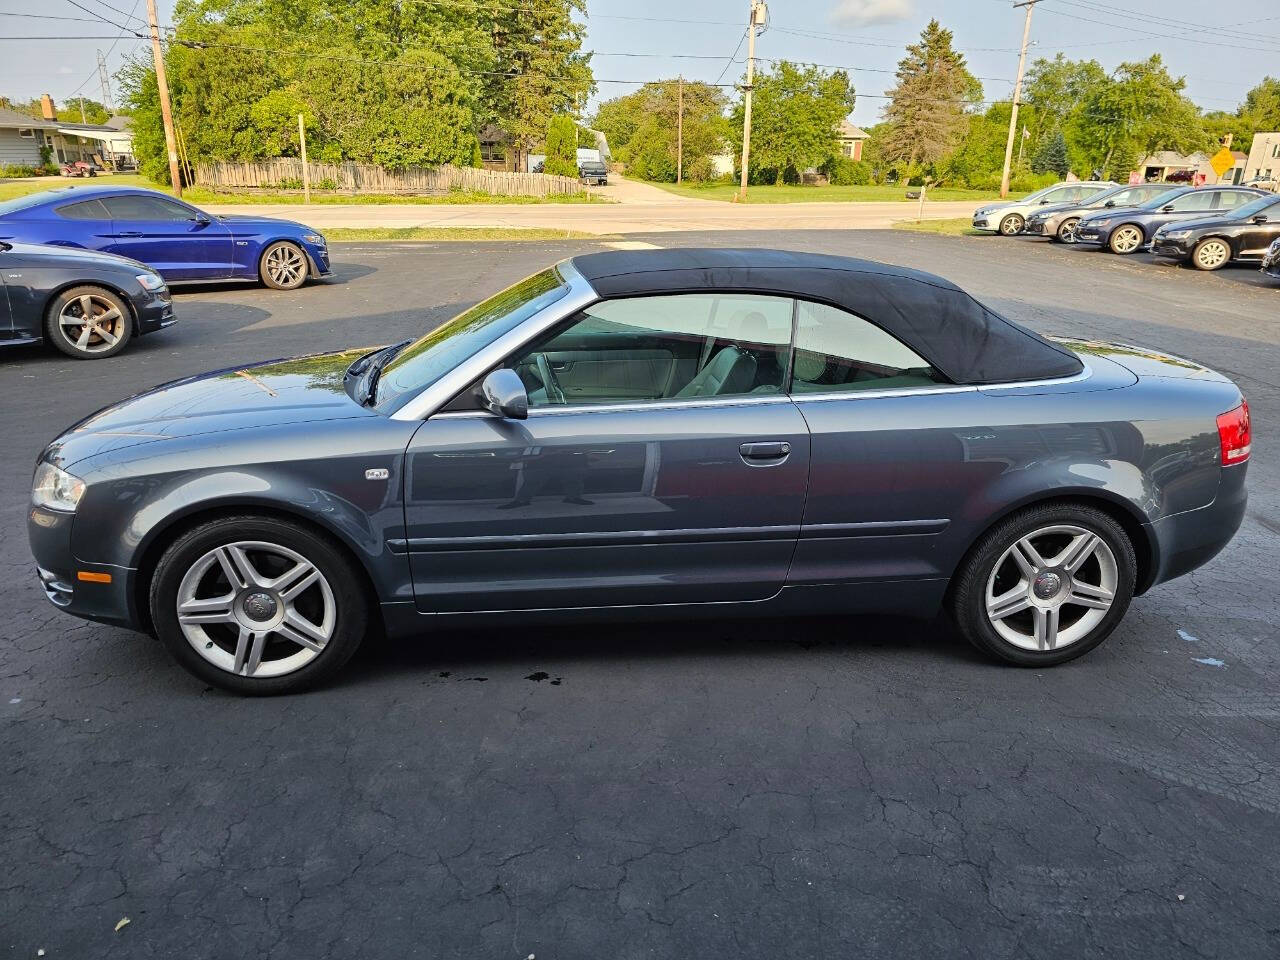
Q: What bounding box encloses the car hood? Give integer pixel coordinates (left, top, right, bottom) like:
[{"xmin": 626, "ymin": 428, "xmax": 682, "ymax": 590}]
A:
[
  {"xmin": 45, "ymin": 348, "xmax": 381, "ymax": 469},
  {"xmin": 3, "ymin": 240, "xmax": 151, "ymax": 272},
  {"xmin": 215, "ymin": 214, "xmax": 313, "ymax": 232}
]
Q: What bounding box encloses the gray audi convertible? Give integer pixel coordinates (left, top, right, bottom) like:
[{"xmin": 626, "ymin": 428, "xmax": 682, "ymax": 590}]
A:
[{"xmin": 29, "ymin": 249, "xmax": 1250, "ymax": 694}]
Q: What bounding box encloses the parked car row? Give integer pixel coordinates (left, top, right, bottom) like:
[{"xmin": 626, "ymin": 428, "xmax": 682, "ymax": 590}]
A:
[
  {"xmin": 0, "ymin": 186, "xmax": 330, "ymax": 359},
  {"xmin": 974, "ymin": 181, "xmax": 1280, "ymax": 279}
]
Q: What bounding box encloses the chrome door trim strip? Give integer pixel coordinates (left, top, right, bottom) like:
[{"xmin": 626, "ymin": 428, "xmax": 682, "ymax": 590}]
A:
[
  {"xmin": 799, "ymin": 519, "xmax": 950, "ymax": 538},
  {"xmin": 389, "ymin": 524, "xmax": 802, "ymax": 553}
]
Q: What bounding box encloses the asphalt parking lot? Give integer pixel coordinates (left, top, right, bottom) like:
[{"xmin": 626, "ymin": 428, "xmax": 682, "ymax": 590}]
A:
[{"xmin": 3, "ymin": 231, "xmax": 1278, "ymax": 959}]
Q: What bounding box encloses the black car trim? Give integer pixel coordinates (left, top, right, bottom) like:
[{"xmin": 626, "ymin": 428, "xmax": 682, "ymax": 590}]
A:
[{"xmin": 390, "ymin": 525, "xmax": 803, "ymax": 552}]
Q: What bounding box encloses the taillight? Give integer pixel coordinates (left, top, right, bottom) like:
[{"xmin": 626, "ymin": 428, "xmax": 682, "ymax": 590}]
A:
[{"xmin": 1217, "ymin": 400, "xmax": 1251, "ymax": 466}]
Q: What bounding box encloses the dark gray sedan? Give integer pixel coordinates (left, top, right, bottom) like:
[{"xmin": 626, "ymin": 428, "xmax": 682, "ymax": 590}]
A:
[
  {"xmin": 1076, "ymin": 185, "xmax": 1267, "ymax": 254},
  {"xmin": 28, "ymin": 250, "xmax": 1250, "ymax": 694},
  {"xmin": 1023, "ymin": 182, "xmax": 1172, "ymax": 243}
]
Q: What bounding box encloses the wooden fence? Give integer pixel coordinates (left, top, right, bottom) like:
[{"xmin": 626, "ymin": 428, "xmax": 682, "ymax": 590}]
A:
[{"xmin": 194, "ymin": 158, "xmax": 584, "ymax": 197}]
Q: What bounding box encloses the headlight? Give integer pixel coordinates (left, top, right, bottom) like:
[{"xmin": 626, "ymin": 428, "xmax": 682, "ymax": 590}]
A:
[
  {"xmin": 32, "ymin": 462, "xmax": 85, "ymax": 512},
  {"xmin": 1164, "ymin": 229, "xmax": 1192, "ymax": 240},
  {"xmin": 136, "ymin": 273, "xmax": 166, "ymax": 291},
  {"xmin": 1090, "ymin": 218, "xmax": 1113, "ymax": 227},
  {"xmin": 303, "ymin": 233, "xmax": 325, "ymax": 245}
]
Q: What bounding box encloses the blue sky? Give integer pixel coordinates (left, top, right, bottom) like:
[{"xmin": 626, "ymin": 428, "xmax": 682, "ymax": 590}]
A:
[{"xmin": 2, "ymin": 0, "xmax": 1277, "ymax": 126}]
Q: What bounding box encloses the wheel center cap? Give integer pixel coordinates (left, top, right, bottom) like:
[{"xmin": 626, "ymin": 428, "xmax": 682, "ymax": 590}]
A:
[
  {"xmin": 1033, "ymin": 572, "xmax": 1063, "ymax": 600},
  {"xmin": 243, "ymin": 591, "xmax": 278, "ymax": 621}
]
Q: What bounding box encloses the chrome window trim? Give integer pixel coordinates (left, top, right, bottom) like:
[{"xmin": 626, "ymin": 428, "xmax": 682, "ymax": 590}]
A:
[{"xmin": 390, "ymin": 259, "xmax": 599, "ymax": 422}]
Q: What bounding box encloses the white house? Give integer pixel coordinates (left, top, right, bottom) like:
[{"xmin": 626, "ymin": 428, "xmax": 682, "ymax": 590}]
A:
[{"xmin": 1244, "ymin": 132, "xmax": 1280, "ymax": 183}]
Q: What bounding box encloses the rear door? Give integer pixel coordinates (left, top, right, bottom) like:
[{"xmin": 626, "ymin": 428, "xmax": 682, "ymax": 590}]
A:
[
  {"xmin": 401, "ymin": 292, "xmax": 812, "ymax": 612},
  {"xmin": 100, "ymin": 194, "xmax": 232, "ymax": 280}
]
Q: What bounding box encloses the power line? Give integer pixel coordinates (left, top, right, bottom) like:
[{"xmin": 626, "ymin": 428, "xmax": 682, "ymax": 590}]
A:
[
  {"xmin": 714, "ymin": 29, "xmax": 750, "ymax": 86},
  {"xmin": 1037, "ymin": 1, "xmax": 1280, "ymax": 54}
]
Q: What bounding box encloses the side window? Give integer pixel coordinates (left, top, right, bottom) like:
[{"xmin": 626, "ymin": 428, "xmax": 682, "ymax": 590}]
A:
[
  {"xmin": 1170, "ymin": 191, "xmax": 1216, "ymax": 212},
  {"xmin": 101, "ymin": 195, "xmax": 196, "ymax": 221},
  {"xmin": 1216, "ymin": 191, "xmax": 1250, "ymax": 210},
  {"xmin": 509, "ymin": 293, "xmax": 794, "ymax": 408},
  {"xmin": 55, "ymin": 199, "xmax": 110, "ymax": 220},
  {"xmin": 1041, "ymin": 187, "xmax": 1072, "ymax": 203},
  {"xmin": 791, "ymin": 301, "xmax": 939, "ymax": 394}
]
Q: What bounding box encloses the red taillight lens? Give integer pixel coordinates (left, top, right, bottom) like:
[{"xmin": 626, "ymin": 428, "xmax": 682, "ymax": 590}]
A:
[{"xmin": 1217, "ymin": 400, "xmax": 1251, "ymax": 466}]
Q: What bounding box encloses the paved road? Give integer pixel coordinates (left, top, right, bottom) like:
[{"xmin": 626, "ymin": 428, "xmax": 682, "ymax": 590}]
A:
[
  {"xmin": 2, "ymin": 233, "xmax": 1278, "ymax": 959},
  {"xmin": 204, "ymin": 176, "xmax": 979, "ymax": 234}
]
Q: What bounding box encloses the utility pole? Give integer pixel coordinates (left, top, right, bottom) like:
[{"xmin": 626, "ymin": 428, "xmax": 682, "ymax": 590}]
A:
[
  {"xmin": 78, "ymin": 98, "xmax": 87, "ymax": 124},
  {"xmin": 738, "ymin": 0, "xmax": 766, "ymax": 200},
  {"xmin": 147, "ymin": 0, "xmax": 183, "ymax": 197},
  {"xmin": 96, "ymin": 50, "xmax": 112, "ymax": 111},
  {"xmin": 676, "ymin": 75, "xmax": 684, "ymax": 184},
  {"xmin": 298, "ymin": 114, "xmax": 311, "ymax": 203},
  {"xmin": 999, "ymin": 0, "xmax": 1038, "ymax": 199}
]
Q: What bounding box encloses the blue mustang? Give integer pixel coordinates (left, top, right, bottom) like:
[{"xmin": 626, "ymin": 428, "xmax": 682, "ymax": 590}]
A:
[{"xmin": 0, "ymin": 186, "xmax": 330, "ymax": 289}]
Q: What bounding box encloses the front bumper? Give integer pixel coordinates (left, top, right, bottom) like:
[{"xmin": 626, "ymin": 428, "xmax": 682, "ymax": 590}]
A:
[
  {"xmin": 28, "ymin": 504, "xmax": 141, "ymax": 629},
  {"xmin": 1024, "ymin": 219, "xmax": 1054, "ymax": 236},
  {"xmin": 1262, "ymin": 248, "xmax": 1280, "ymax": 278},
  {"xmin": 1145, "ymin": 463, "xmax": 1247, "ymax": 590},
  {"xmin": 303, "ymin": 242, "xmax": 332, "ymax": 277},
  {"xmin": 971, "ymin": 216, "xmax": 992, "ymax": 231},
  {"xmin": 135, "ymin": 289, "xmax": 176, "ymax": 334},
  {"xmin": 1152, "ymin": 237, "xmax": 1194, "ymax": 259},
  {"xmin": 1075, "ymin": 224, "xmax": 1106, "ymax": 245}
]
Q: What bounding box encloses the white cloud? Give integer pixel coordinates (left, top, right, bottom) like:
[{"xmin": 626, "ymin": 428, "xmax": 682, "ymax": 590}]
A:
[{"xmin": 830, "ymin": 0, "xmax": 915, "ymax": 27}]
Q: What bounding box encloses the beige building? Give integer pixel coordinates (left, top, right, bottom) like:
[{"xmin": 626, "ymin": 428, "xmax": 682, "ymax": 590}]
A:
[
  {"xmin": 836, "ymin": 121, "xmax": 869, "ymax": 162},
  {"xmin": 1244, "ymin": 132, "xmax": 1280, "ymax": 185}
]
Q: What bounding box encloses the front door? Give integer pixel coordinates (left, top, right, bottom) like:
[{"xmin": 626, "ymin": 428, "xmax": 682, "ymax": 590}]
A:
[
  {"xmin": 1238, "ymin": 199, "xmax": 1280, "ymax": 258},
  {"xmin": 401, "ymin": 292, "xmax": 811, "ymax": 613},
  {"xmin": 100, "ymin": 194, "xmax": 232, "ymax": 280}
]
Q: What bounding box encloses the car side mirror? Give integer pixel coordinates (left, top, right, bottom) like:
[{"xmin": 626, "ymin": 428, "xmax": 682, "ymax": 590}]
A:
[
  {"xmin": 1104, "ymin": 200, "xmax": 1116, "ymax": 207},
  {"xmin": 1161, "ymin": 204, "xmax": 1175, "ymax": 212},
  {"xmin": 1040, "ymin": 199, "xmax": 1051, "ymax": 204},
  {"xmin": 479, "ymin": 368, "xmax": 528, "ymax": 420},
  {"xmin": 1253, "ymin": 215, "xmax": 1269, "ymax": 224}
]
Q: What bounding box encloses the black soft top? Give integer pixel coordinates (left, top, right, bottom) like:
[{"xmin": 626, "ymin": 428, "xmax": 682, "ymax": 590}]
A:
[{"xmin": 570, "ymin": 248, "xmax": 1082, "ymax": 385}]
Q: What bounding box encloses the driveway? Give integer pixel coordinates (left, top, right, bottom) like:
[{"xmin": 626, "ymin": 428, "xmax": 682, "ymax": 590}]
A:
[{"xmin": 2, "ymin": 232, "xmax": 1277, "ymax": 959}]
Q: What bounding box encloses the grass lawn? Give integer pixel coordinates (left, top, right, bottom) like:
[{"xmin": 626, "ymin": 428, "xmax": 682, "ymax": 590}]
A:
[
  {"xmin": 653, "ymin": 182, "xmax": 1011, "ymax": 203},
  {"xmin": 0, "ymin": 174, "xmax": 604, "ymax": 205},
  {"xmin": 894, "ymin": 218, "xmax": 985, "ymax": 236},
  {"xmin": 325, "ymin": 227, "xmax": 607, "ymax": 242}
]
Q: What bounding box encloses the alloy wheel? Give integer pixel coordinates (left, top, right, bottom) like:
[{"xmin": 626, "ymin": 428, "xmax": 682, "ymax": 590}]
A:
[
  {"xmin": 984, "ymin": 524, "xmax": 1118, "ymax": 652},
  {"xmin": 58, "ymin": 293, "xmax": 126, "ymax": 355},
  {"xmin": 1110, "ymin": 226, "xmax": 1143, "ymax": 254},
  {"xmin": 175, "ymin": 540, "xmax": 335, "ymax": 678},
  {"xmin": 1194, "ymin": 239, "xmax": 1230, "ymax": 270},
  {"xmin": 1058, "ymin": 218, "xmax": 1080, "ymax": 243},
  {"xmin": 999, "ymin": 214, "xmax": 1024, "ymax": 236},
  {"xmin": 264, "ymin": 244, "xmax": 307, "ymax": 288}
]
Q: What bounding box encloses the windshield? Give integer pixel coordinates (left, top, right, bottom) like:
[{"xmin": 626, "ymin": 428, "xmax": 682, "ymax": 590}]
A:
[
  {"xmin": 1139, "ymin": 188, "xmax": 1188, "ymax": 210},
  {"xmin": 581, "ymin": 162, "xmax": 606, "ymax": 171},
  {"xmin": 1233, "ymin": 194, "xmax": 1280, "ymax": 219},
  {"xmin": 372, "ymin": 267, "xmax": 569, "ymax": 412}
]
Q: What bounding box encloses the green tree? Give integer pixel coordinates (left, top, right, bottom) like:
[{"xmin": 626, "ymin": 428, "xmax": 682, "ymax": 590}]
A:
[
  {"xmin": 58, "ymin": 98, "xmax": 112, "ymax": 124},
  {"xmin": 1069, "ymin": 55, "xmax": 1207, "ymax": 180},
  {"xmin": 1022, "ymin": 55, "xmax": 1108, "ymax": 149},
  {"xmin": 938, "ymin": 103, "xmax": 1011, "ymax": 188},
  {"xmin": 593, "ymin": 80, "xmax": 729, "ymax": 183},
  {"xmin": 1032, "ymin": 129, "xmax": 1070, "ymax": 177},
  {"xmin": 485, "ymin": 0, "xmax": 594, "ymax": 171},
  {"xmin": 544, "ymin": 114, "xmax": 578, "ymax": 177},
  {"xmin": 729, "ymin": 61, "xmax": 855, "ymax": 184},
  {"xmin": 880, "ymin": 20, "xmax": 982, "ymax": 172}
]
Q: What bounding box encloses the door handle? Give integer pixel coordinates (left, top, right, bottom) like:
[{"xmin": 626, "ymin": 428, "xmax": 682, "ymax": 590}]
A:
[
  {"xmin": 115, "ymin": 231, "xmax": 143, "ymax": 237},
  {"xmin": 740, "ymin": 441, "xmax": 791, "ymax": 462}
]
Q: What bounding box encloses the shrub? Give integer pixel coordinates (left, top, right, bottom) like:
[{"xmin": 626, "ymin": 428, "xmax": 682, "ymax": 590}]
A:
[
  {"xmin": 685, "ymin": 155, "xmax": 716, "ymax": 183},
  {"xmin": 820, "ymin": 155, "xmax": 871, "ymax": 186},
  {"xmin": 316, "ymin": 177, "xmax": 338, "ymax": 190},
  {"xmin": 275, "ymin": 176, "xmax": 303, "ymax": 189},
  {"xmin": 544, "ymin": 115, "xmax": 578, "ymax": 178},
  {"xmin": 1010, "ymin": 170, "xmax": 1059, "ymax": 192},
  {"xmin": 1, "ymin": 164, "xmax": 41, "ymax": 178}
]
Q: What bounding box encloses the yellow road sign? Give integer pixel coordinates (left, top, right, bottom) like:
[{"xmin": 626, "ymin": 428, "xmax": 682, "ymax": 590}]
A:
[{"xmin": 1210, "ymin": 147, "xmax": 1236, "ymax": 178}]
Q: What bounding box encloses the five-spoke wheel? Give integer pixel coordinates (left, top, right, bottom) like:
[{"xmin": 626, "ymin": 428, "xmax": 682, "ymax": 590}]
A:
[
  {"xmin": 44, "ymin": 285, "xmax": 133, "ymax": 359},
  {"xmin": 999, "ymin": 213, "xmax": 1025, "ymax": 237},
  {"xmin": 951, "ymin": 504, "xmax": 1136, "ymax": 665},
  {"xmin": 151, "ymin": 517, "xmax": 367, "ymax": 694},
  {"xmin": 1056, "ymin": 217, "xmax": 1080, "ymax": 244},
  {"xmin": 260, "ymin": 241, "xmax": 309, "ymax": 290}
]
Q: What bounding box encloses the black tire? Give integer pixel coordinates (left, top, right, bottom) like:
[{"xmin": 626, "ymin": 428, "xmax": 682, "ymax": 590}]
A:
[
  {"xmin": 1055, "ymin": 217, "xmax": 1080, "ymax": 243},
  {"xmin": 44, "ymin": 285, "xmax": 133, "ymax": 359},
  {"xmin": 149, "ymin": 516, "xmax": 369, "ymax": 695},
  {"xmin": 949, "ymin": 502, "xmax": 1137, "ymax": 667},
  {"xmin": 1191, "ymin": 237, "xmax": 1232, "ymax": 271},
  {"xmin": 998, "ymin": 213, "xmax": 1024, "ymax": 236},
  {"xmin": 258, "ymin": 240, "xmax": 309, "ymax": 290}
]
